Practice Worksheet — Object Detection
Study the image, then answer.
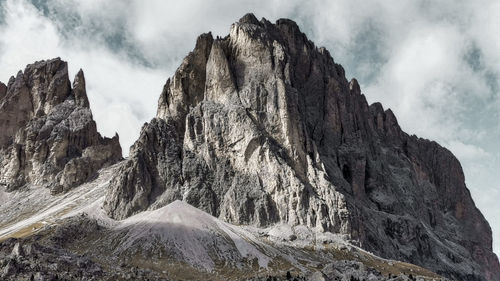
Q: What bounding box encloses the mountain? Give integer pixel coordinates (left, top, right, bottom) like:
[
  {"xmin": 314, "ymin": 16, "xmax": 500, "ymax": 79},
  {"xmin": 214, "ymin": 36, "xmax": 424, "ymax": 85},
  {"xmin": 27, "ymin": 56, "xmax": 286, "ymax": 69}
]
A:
[
  {"xmin": 103, "ymin": 14, "xmax": 499, "ymax": 280},
  {"xmin": 0, "ymin": 13, "xmax": 498, "ymax": 281},
  {"xmin": 0, "ymin": 58, "xmax": 122, "ymax": 194}
]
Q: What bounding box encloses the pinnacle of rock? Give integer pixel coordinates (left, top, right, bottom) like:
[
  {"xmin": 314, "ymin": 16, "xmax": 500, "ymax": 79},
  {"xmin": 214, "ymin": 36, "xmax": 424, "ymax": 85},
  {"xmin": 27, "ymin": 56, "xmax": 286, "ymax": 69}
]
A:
[
  {"xmin": 0, "ymin": 82, "xmax": 6, "ymax": 101},
  {"xmin": 238, "ymin": 13, "xmax": 260, "ymax": 25},
  {"xmin": 72, "ymin": 69, "xmax": 89, "ymax": 108}
]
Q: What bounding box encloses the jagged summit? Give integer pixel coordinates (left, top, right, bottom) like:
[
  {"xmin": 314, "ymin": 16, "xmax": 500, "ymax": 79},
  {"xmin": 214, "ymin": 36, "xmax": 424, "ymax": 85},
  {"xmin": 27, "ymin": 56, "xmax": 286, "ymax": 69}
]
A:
[
  {"xmin": 0, "ymin": 58, "xmax": 122, "ymax": 193},
  {"xmin": 103, "ymin": 14, "xmax": 499, "ymax": 281},
  {"xmin": 238, "ymin": 13, "xmax": 260, "ymax": 25}
]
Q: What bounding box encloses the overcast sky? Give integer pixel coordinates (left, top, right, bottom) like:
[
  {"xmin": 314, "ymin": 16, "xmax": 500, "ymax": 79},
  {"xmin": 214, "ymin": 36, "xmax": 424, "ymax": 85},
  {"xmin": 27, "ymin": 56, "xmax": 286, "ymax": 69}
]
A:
[{"xmin": 0, "ymin": 0, "xmax": 498, "ymax": 254}]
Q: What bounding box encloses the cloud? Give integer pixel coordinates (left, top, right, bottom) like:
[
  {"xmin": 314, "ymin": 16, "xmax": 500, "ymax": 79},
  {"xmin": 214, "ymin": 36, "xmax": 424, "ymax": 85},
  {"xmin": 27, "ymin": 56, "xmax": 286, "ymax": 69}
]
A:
[
  {"xmin": 0, "ymin": 0, "xmax": 499, "ymax": 254},
  {"xmin": 0, "ymin": 0, "xmax": 167, "ymax": 152},
  {"xmin": 446, "ymin": 141, "xmax": 491, "ymax": 162}
]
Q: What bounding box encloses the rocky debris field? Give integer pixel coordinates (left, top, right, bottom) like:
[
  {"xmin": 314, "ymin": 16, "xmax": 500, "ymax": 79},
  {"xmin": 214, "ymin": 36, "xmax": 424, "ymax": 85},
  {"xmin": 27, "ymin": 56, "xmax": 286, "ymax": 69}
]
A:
[{"xmin": 0, "ymin": 197, "xmax": 448, "ymax": 281}]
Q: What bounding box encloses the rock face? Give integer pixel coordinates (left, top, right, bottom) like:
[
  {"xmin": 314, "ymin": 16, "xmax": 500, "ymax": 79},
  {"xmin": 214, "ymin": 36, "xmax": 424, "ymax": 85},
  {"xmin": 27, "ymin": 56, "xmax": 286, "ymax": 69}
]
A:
[
  {"xmin": 103, "ymin": 14, "xmax": 499, "ymax": 281},
  {"xmin": 0, "ymin": 58, "xmax": 122, "ymax": 193}
]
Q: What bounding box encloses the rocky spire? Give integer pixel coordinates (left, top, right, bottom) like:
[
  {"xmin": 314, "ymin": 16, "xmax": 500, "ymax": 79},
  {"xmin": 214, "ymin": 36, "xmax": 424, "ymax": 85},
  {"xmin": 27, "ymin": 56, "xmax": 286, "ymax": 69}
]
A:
[
  {"xmin": 0, "ymin": 58, "xmax": 122, "ymax": 193},
  {"xmin": 103, "ymin": 14, "xmax": 499, "ymax": 281},
  {"xmin": 72, "ymin": 69, "xmax": 89, "ymax": 108},
  {"xmin": 0, "ymin": 82, "xmax": 6, "ymax": 101}
]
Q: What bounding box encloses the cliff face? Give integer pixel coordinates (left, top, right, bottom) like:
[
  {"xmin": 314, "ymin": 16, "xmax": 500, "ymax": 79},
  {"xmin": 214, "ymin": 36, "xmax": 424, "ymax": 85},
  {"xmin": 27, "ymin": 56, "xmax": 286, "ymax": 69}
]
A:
[
  {"xmin": 103, "ymin": 14, "xmax": 498, "ymax": 281},
  {"xmin": 0, "ymin": 58, "xmax": 122, "ymax": 193}
]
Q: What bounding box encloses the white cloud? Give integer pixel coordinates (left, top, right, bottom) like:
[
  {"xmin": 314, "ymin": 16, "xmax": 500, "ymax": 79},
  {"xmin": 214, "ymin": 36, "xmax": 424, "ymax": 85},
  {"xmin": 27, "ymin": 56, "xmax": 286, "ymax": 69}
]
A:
[
  {"xmin": 364, "ymin": 24, "xmax": 487, "ymax": 142},
  {"xmin": 0, "ymin": 0, "xmax": 61, "ymax": 70},
  {"xmin": 446, "ymin": 141, "xmax": 491, "ymax": 162},
  {"xmin": 0, "ymin": 0, "xmax": 167, "ymax": 152}
]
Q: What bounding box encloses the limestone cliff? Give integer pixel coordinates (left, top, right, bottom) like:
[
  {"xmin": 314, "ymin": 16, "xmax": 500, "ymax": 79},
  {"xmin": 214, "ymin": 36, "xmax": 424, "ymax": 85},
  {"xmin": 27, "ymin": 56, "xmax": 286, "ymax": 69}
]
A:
[
  {"xmin": 0, "ymin": 58, "xmax": 122, "ymax": 193},
  {"xmin": 103, "ymin": 14, "xmax": 499, "ymax": 281}
]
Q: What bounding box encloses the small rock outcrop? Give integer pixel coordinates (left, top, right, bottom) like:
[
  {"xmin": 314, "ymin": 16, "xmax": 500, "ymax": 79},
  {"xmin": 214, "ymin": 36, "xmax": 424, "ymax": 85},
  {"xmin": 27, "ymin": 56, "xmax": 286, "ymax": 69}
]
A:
[
  {"xmin": 0, "ymin": 58, "xmax": 122, "ymax": 193},
  {"xmin": 103, "ymin": 14, "xmax": 498, "ymax": 281}
]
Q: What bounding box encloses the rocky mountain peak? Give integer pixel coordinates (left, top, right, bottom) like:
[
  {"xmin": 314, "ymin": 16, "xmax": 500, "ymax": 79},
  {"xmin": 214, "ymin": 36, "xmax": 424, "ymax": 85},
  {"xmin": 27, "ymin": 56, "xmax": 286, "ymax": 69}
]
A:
[
  {"xmin": 21, "ymin": 58, "xmax": 71, "ymax": 116},
  {"xmin": 103, "ymin": 14, "xmax": 500, "ymax": 280},
  {"xmin": 238, "ymin": 13, "xmax": 260, "ymax": 25},
  {"xmin": 0, "ymin": 58, "xmax": 122, "ymax": 193}
]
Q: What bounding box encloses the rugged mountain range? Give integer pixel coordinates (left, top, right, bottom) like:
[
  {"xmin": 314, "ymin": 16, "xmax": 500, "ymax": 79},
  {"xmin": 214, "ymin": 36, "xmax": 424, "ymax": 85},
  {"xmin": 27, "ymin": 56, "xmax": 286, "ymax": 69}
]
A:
[
  {"xmin": 0, "ymin": 58, "xmax": 122, "ymax": 193},
  {"xmin": 0, "ymin": 13, "xmax": 498, "ymax": 281}
]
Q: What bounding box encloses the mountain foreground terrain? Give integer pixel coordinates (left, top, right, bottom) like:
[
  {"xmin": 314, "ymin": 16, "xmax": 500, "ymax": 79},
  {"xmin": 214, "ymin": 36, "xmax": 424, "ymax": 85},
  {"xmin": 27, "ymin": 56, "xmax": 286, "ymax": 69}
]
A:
[{"xmin": 0, "ymin": 14, "xmax": 498, "ymax": 281}]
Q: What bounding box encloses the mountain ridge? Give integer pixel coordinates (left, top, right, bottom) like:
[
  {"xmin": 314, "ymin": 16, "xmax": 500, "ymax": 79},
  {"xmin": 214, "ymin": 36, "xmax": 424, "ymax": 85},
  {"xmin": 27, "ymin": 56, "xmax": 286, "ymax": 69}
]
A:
[{"xmin": 0, "ymin": 13, "xmax": 498, "ymax": 281}]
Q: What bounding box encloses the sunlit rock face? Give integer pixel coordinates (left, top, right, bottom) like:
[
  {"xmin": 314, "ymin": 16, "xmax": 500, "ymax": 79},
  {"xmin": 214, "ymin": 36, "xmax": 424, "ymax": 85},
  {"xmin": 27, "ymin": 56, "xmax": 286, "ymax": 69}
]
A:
[
  {"xmin": 0, "ymin": 58, "xmax": 122, "ymax": 194},
  {"xmin": 103, "ymin": 14, "xmax": 499, "ymax": 281}
]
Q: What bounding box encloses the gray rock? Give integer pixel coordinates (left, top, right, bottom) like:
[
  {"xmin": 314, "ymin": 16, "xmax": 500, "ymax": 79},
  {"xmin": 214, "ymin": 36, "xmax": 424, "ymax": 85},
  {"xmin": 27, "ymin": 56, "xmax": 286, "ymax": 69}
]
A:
[
  {"xmin": 308, "ymin": 271, "xmax": 327, "ymax": 281},
  {"xmin": 2, "ymin": 260, "xmax": 17, "ymax": 277},
  {"xmin": 104, "ymin": 118, "xmax": 183, "ymax": 219},
  {"xmin": 99, "ymin": 14, "xmax": 498, "ymax": 281},
  {"xmin": 320, "ymin": 260, "xmax": 383, "ymax": 281},
  {"xmin": 0, "ymin": 58, "xmax": 122, "ymax": 193},
  {"xmin": 10, "ymin": 243, "xmax": 23, "ymax": 258},
  {"xmin": 0, "ymin": 82, "xmax": 6, "ymax": 101}
]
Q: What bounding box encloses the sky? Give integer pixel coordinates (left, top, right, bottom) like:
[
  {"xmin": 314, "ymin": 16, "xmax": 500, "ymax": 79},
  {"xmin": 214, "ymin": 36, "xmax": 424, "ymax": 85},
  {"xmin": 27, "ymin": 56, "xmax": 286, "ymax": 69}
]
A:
[{"xmin": 0, "ymin": 0, "xmax": 498, "ymax": 254}]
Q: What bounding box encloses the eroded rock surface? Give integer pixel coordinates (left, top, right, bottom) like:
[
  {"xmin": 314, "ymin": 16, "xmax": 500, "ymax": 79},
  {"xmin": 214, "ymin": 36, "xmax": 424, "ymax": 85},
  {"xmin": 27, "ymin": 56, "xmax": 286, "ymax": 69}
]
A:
[
  {"xmin": 0, "ymin": 58, "xmax": 122, "ymax": 193},
  {"xmin": 103, "ymin": 14, "xmax": 498, "ymax": 281}
]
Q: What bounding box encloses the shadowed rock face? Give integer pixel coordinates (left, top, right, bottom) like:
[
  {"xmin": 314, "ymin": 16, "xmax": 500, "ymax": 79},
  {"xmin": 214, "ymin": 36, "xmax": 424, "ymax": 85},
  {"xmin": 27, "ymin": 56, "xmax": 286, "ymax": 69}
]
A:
[
  {"xmin": 0, "ymin": 58, "xmax": 122, "ymax": 193},
  {"xmin": 103, "ymin": 14, "xmax": 499, "ymax": 281}
]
